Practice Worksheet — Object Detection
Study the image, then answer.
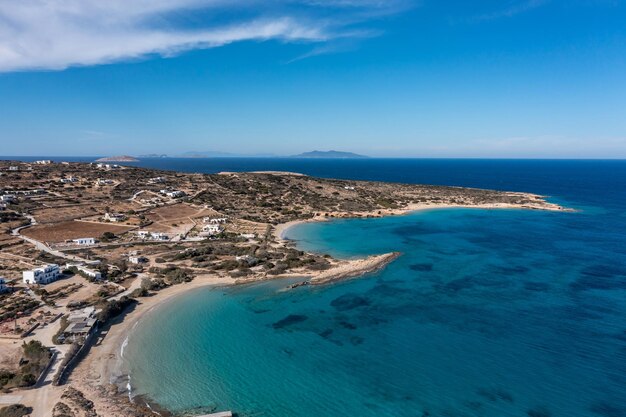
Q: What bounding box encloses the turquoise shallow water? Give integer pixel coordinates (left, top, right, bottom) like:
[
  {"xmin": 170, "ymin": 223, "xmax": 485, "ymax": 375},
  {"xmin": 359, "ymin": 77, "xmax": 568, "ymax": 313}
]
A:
[{"xmin": 124, "ymin": 204, "xmax": 626, "ymax": 417}]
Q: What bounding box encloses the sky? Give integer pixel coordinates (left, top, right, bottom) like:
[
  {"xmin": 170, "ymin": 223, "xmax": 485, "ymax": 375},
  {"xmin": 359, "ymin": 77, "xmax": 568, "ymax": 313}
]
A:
[{"xmin": 0, "ymin": 0, "xmax": 625, "ymax": 158}]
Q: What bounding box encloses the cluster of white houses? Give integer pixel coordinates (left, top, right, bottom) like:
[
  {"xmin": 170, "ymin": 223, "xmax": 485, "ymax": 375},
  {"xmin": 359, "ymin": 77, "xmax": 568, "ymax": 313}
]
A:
[
  {"xmin": 94, "ymin": 163, "xmax": 120, "ymax": 170},
  {"xmin": 136, "ymin": 230, "xmax": 170, "ymax": 241},
  {"xmin": 96, "ymin": 179, "xmax": 115, "ymax": 186},
  {"xmin": 21, "ymin": 262, "xmax": 102, "ymax": 285},
  {"xmin": 204, "ymin": 217, "xmax": 227, "ymax": 224},
  {"xmin": 202, "ymin": 224, "xmax": 223, "ymax": 235},
  {"xmin": 0, "ymin": 189, "xmax": 47, "ymax": 205},
  {"xmin": 60, "ymin": 176, "xmax": 79, "ymax": 184},
  {"xmin": 160, "ymin": 189, "xmax": 186, "ymax": 198}
]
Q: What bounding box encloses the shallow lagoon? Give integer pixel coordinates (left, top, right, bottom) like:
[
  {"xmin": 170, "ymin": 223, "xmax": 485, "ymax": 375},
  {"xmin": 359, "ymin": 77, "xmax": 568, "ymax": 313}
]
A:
[{"xmin": 123, "ymin": 205, "xmax": 626, "ymax": 417}]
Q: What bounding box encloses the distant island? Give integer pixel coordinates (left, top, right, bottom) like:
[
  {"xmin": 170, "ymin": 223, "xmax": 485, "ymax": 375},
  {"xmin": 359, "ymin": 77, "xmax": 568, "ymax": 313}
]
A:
[
  {"xmin": 137, "ymin": 154, "xmax": 168, "ymax": 158},
  {"xmin": 292, "ymin": 150, "xmax": 368, "ymax": 159},
  {"xmin": 95, "ymin": 155, "xmax": 139, "ymax": 162}
]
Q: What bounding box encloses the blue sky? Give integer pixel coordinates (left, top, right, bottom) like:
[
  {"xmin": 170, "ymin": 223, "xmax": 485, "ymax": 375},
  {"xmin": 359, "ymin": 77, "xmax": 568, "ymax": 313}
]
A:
[{"xmin": 1, "ymin": 0, "xmax": 625, "ymax": 158}]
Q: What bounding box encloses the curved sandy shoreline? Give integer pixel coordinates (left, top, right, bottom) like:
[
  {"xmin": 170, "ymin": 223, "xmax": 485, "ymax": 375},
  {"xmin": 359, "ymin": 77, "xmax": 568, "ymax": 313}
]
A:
[
  {"xmin": 68, "ymin": 199, "xmax": 570, "ymax": 416},
  {"xmin": 273, "ymin": 200, "xmax": 570, "ymax": 243},
  {"xmin": 70, "ymin": 275, "xmax": 236, "ymax": 416}
]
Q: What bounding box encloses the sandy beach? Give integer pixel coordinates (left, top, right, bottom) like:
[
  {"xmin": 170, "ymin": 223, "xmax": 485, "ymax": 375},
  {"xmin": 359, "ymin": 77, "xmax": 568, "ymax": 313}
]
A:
[
  {"xmin": 61, "ymin": 197, "xmax": 570, "ymax": 416},
  {"xmin": 273, "ymin": 198, "xmax": 569, "ymax": 243},
  {"xmin": 69, "ymin": 274, "xmax": 236, "ymax": 416}
]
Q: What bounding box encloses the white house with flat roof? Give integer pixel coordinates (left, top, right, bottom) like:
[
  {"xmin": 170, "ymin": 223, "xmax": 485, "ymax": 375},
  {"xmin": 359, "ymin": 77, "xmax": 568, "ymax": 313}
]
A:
[
  {"xmin": 129, "ymin": 256, "xmax": 148, "ymax": 264},
  {"xmin": 104, "ymin": 212, "xmax": 126, "ymax": 222},
  {"xmin": 72, "ymin": 237, "xmax": 96, "ymax": 246},
  {"xmin": 35, "ymin": 160, "xmax": 52, "ymax": 165},
  {"xmin": 23, "ymin": 264, "xmax": 61, "ymax": 285},
  {"xmin": 65, "ymin": 263, "xmax": 102, "ymax": 280}
]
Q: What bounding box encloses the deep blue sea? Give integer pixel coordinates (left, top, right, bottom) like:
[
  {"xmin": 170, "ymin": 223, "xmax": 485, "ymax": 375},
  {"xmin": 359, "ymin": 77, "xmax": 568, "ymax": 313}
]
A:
[{"xmin": 7, "ymin": 157, "xmax": 626, "ymax": 416}]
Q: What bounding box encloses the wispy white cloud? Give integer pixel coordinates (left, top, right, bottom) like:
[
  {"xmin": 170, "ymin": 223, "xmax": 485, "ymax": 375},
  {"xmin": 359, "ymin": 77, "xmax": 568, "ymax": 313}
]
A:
[
  {"xmin": 0, "ymin": 0, "xmax": 411, "ymax": 72},
  {"xmin": 471, "ymin": 0, "xmax": 548, "ymax": 22}
]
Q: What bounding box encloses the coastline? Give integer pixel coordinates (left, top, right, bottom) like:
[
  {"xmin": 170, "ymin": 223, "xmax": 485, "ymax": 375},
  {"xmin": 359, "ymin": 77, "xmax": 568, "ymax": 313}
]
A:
[
  {"xmin": 68, "ymin": 198, "xmax": 570, "ymax": 416},
  {"xmin": 273, "ymin": 199, "xmax": 570, "ymax": 244},
  {"xmin": 308, "ymin": 252, "xmax": 402, "ymax": 285},
  {"xmin": 70, "ymin": 275, "xmax": 236, "ymax": 416}
]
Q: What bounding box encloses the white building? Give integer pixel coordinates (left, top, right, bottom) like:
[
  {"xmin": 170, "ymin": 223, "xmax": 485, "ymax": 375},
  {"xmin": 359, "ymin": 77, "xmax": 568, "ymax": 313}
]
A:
[
  {"xmin": 151, "ymin": 232, "xmax": 169, "ymax": 241},
  {"xmin": 129, "ymin": 256, "xmax": 148, "ymax": 264},
  {"xmin": 136, "ymin": 231, "xmax": 150, "ymax": 239},
  {"xmin": 149, "ymin": 177, "xmax": 165, "ymax": 184},
  {"xmin": 104, "ymin": 212, "xmax": 126, "ymax": 222},
  {"xmin": 236, "ymin": 255, "xmax": 258, "ymax": 266},
  {"xmin": 96, "ymin": 179, "xmax": 115, "ymax": 186},
  {"xmin": 136, "ymin": 231, "xmax": 169, "ymax": 241},
  {"xmin": 60, "ymin": 177, "xmax": 78, "ymax": 183},
  {"xmin": 96, "ymin": 163, "xmax": 119, "ymax": 170},
  {"xmin": 203, "ymin": 217, "xmax": 227, "ymax": 224},
  {"xmin": 344, "ymin": 186, "xmax": 356, "ymax": 190},
  {"xmin": 23, "ymin": 264, "xmax": 60, "ymax": 285},
  {"xmin": 0, "ymin": 277, "xmax": 9, "ymax": 294},
  {"xmin": 78, "ymin": 267, "xmax": 101, "ymax": 280},
  {"xmin": 34, "ymin": 160, "xmax": 52, "ymax": 165},
  {"xmin": 72, "ymin": 237, "xmax": 96, "ymax": 246},
  {"xmin": 160, "ymin": 189, "xmax": 185, "ymax": 198},
  {"xmin": 240, "ymin": 233, "xmax": 256, "ymax": 239},
  {"xmin": 202, "ymin": 224, "xmax": 223, "ymax": 235},
  {"xmin": 0, "ymin": 202, "xmax": 6, "ymax": 211},
  {"xmin": 0, "ymin": 195, "xmax": 16, "ymax": 203},
  {"xmin": 8, "ymin": 166, "xmax": 19, "ymax": 171},
  {"xmin": 65, "ymin": 263, "xmax": 102, "ymax": 280}
]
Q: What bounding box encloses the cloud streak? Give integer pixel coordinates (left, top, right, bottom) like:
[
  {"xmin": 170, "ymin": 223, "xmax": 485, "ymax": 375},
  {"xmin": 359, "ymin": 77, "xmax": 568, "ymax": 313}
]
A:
[
  {"xmin": 472, "ymin": 0, "xmax": 548, "ymax": 21},
  {"xmin": 0, "ymin": 0, "xmax": 409, "ymax": 72}
]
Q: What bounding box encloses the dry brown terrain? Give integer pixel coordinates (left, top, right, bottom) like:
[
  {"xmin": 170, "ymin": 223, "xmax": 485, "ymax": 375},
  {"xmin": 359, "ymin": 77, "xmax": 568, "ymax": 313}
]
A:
[{"xmin": 22, "ymin": 220, "xmax": 135, "ymax": 243}]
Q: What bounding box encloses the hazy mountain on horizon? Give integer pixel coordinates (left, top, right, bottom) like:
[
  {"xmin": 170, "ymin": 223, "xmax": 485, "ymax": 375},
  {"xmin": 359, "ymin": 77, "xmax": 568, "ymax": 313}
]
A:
[{"xmin": 291, "ymin": 150, "xmax": 368, "ymax": 159}]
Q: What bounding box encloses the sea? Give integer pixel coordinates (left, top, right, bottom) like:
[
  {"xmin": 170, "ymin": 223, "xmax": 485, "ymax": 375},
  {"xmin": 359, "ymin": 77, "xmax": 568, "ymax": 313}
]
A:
[{"xmin": 6, "ymin": 157, "xmax": 626, "ymax": 416}]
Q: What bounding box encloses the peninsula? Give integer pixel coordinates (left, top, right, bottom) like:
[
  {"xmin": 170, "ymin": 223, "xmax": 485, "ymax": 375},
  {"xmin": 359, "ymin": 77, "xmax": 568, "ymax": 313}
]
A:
[
  {"xmin": 94, "ymin": 155, "xmax": 138, "ymax": 162},
  {"xmin": 0, "ymin": 160, "xmax": 567, "ymax": 417}
]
